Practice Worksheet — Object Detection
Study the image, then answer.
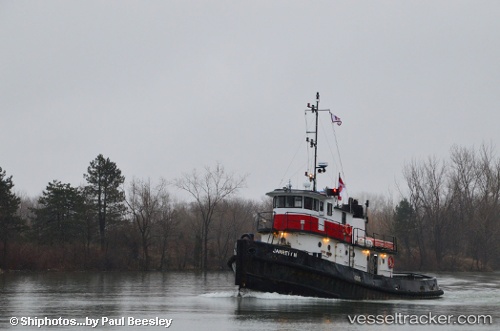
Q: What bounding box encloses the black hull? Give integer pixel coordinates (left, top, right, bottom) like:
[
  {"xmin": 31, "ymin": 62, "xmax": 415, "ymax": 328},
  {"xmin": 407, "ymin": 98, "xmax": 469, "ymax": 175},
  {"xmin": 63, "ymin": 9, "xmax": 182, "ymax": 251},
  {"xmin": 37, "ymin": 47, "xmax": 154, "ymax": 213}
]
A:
[{"xmin": 233, "ymin": 239, "xmax": 443, "ymax": 300}]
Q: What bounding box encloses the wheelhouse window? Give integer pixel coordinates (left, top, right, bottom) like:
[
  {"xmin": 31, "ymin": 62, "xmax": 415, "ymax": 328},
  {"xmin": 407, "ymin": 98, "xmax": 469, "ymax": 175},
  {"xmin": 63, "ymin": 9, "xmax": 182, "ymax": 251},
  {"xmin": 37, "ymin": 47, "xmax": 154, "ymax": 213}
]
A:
[
  {"xmin": 271, "ymin": 195, "xmax": 325, "ymax": 211},
  {"xmin": 274, "ymin": 196, "xmax": 303, "ymax": 208},
  {"xmin": 294, "ymin": 196, "xmax": 302, "ymax": 208},
  {"xmin": 304, "ymin": 197, "xmax": 320, "ymax": 211},
  {"xmin": 327, "ymin": 203, "xmax": 333, "ymax": 216},
  {"xmin": 273, "ymin": 196, "xmax": 285, "ymax": 208},
  {"xmin": 304, "ymin": 197, "xmax": 313, "ymax": 210}
]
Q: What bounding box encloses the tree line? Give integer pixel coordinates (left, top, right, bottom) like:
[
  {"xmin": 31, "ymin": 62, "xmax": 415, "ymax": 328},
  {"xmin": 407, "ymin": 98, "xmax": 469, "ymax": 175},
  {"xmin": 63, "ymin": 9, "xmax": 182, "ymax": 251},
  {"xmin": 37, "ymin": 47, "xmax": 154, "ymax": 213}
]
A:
[
  {"xmin": 368, "ymin": 143, "xmax": 500, "ymax": 271},
  {"xmin": 2, "ymin": 144, "xmax": 500, "ymax": 272},
  {"xmin": 0, "ymin": 155, "xmax": 255, "ymax": 272}
]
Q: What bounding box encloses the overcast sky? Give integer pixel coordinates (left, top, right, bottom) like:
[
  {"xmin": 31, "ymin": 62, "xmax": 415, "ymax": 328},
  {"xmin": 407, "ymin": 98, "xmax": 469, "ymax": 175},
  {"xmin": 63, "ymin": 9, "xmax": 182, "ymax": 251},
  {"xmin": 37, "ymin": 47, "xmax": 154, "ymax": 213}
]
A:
[{"xmin": 2, "ymin": 1, "xmax": 500, "ymax": 203}]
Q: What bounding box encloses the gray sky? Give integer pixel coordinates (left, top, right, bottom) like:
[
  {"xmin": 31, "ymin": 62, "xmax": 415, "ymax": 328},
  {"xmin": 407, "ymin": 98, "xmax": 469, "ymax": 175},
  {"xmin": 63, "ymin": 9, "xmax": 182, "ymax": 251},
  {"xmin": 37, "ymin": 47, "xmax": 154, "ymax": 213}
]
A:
[{"xmin": 2, "ymin": 1, "xmax": 500, "ymax": 202}]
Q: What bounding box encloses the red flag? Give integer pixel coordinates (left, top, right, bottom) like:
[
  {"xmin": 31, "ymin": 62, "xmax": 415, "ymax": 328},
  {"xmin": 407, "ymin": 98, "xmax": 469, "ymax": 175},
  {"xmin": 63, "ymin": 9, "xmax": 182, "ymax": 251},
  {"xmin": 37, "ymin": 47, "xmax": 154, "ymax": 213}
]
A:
[{"xmin": 338, "ymin": 176, "xmax": 345, "ymax": 200}]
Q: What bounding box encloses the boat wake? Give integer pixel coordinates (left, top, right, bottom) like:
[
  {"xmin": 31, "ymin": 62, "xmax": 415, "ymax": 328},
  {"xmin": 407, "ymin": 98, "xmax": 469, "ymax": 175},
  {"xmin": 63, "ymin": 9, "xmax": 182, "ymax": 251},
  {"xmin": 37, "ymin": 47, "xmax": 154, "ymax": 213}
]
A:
[
  {"xmin": 199, "ymin": 291, "xmax": 238, "ymax": 298},
  {"xmin": 200, "ymin": 290, "xmax": 338, "ymax": 301}
]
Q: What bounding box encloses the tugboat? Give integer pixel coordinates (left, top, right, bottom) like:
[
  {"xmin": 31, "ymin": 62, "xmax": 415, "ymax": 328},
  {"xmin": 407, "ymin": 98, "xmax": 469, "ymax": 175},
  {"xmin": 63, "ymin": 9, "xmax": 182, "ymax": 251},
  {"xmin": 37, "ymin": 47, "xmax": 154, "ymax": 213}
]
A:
[{"xmin": 229, "ymin": 93, "xmax": 443, "ymax": 300}]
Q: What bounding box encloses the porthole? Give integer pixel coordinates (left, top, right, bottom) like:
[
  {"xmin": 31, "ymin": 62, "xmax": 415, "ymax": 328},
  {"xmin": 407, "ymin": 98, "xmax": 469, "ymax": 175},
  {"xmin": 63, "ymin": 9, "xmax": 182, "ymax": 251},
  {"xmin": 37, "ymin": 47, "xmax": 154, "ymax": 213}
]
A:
[
  {"xmin": 318, "ymin": 242, "xmax": 322, "ymax": 248},
  {"xmin": 328, "ymin": 245, "xmax": 331, "ymax": 251}
]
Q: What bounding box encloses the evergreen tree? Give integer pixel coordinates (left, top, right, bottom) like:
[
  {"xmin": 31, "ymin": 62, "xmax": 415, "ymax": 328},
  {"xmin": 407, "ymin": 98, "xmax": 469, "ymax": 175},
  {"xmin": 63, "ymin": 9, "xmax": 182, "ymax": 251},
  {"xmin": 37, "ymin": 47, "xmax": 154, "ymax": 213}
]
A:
[
  {"xmin": 84, "ymin": 154, "xmax": 125, "ymax": 251},
  {"xmin": 0, "ymin": 167, "xmax": 22, "ymax": 270},
  {"xmin": 394, "ymin": 198, "xmax": 415, "ymax": 258},
  {"xmin": 32, "ymin": 180, "xmax": 85, "ymax": 245}
]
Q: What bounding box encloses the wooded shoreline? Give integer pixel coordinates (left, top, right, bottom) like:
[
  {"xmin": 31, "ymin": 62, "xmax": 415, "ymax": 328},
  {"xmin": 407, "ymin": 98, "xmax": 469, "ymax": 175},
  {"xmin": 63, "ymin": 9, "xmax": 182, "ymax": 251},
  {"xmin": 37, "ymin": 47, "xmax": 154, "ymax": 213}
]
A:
[{"xmin": 2, "ymin": 144, "xmax": 500, "ymax": 272}]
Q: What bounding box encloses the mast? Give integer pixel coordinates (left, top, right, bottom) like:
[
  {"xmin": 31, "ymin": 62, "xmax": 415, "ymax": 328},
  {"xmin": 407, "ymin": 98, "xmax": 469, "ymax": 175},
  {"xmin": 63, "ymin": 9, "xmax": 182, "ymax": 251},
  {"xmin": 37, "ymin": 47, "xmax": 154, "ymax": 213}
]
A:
[{"xmin": 306, "ymin": 92, "xmax": 330, "ymax": 191}]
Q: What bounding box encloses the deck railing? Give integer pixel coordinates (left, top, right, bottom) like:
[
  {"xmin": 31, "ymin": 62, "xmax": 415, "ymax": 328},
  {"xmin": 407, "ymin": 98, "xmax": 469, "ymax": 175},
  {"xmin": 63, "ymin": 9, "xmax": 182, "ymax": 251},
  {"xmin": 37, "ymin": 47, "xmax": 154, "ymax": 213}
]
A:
[{"xmin": 352, "ymin": 227, "xmax": 397, "ymax": 253}]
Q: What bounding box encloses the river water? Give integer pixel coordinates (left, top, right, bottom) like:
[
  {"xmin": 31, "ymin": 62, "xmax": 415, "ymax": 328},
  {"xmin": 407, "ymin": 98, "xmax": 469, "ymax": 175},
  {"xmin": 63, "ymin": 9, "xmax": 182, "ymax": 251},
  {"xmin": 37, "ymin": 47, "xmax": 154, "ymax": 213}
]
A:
[{"xmin": 0, "ymin": 271, "xmax": 498, "ymax": 330}]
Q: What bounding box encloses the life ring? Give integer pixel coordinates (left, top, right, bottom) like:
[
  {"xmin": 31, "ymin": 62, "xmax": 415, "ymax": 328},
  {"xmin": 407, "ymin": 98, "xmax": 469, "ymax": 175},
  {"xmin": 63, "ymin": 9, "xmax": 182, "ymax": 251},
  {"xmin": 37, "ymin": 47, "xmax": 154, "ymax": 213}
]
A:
[
  {"xmin": 344, "ymin": 225, "xmax": 352, "ymax": 236},
  {"xmin": 388, "ymin": 256, "xmax": 395, "ymax": 269}
]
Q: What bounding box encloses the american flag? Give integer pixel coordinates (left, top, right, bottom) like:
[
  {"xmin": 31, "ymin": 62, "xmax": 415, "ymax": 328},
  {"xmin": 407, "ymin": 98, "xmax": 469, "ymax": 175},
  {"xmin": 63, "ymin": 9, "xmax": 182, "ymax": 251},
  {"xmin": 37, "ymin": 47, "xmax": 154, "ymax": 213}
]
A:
[{"xmin": 330, "ymin": 112, "xmax": 342, "ymax": 126}]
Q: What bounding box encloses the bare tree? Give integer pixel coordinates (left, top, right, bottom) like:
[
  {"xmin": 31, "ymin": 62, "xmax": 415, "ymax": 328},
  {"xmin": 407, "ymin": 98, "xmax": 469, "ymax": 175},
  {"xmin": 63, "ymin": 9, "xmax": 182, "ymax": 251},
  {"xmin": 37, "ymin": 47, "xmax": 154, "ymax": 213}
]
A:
[
  {"xmin": 171, "ymin": 202, "xmax": 200, "ymax": 269},
  {"xmin": 421, "ymin": 156, "xmax": 450, "ymax": 266},
  {"xmin": 359, "ymin": 192, "xmax": 394, "ymax": 235},
  {"xmin": 468, "ymin": 144, "xmax": 500, "ymax": 269},
  {"xmin": 174, "ymin": 163, "xmax": 246, "ymax": 271},
  {"xmin": 401, "ymin": 143, "xmax": 500, "ymax": 271},
  {"xmin": 127, "ymin": 178, "xmax": 174, "ymax": 270},
  {"xmin": 447, "ymin": 143, "xmax": 500, "ymax": 270},
  {"xmin": 402, "ymin": 159, "xmax": 428, "ymax": 269},
  {"xmin": 448, "ymin": 145, "xmax": 479, "ymax": 267},
  {"xmin": 153, "ymin": 190, "xmax": 178, "ymax": 271},
  {"xmin": 402, "ymin": 156, "xmax": 452, "ymax": 268}
]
